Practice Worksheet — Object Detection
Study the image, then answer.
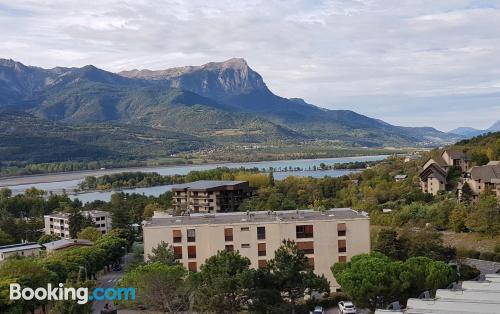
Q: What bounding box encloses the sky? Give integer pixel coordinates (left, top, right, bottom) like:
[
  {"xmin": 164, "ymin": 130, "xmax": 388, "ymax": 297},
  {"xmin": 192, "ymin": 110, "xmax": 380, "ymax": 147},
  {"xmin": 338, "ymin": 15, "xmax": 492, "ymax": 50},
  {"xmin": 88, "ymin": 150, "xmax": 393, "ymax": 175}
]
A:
[{"xmin": 1, "ymin": 0, "xmax": 500, "ymax": 131}]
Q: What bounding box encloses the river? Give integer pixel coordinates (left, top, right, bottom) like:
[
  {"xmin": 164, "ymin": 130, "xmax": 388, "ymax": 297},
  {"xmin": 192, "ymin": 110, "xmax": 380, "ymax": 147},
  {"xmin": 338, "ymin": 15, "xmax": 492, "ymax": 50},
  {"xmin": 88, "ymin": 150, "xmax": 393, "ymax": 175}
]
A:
[{"xmin": 2, "ymin": 155, "xmax": 387, "ymax": 203}]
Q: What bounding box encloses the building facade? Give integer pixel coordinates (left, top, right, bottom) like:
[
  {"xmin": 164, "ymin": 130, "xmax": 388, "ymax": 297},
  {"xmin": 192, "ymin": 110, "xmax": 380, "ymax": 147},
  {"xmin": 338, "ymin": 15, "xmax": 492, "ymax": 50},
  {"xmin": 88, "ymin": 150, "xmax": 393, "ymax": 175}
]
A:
[
  {"xmin": 171, "ymin": 180, "xmax": 253, "ymax": 213},
  {"xmin": 43, "ymin": 210, "xmax": 112, "ymax": 239},
  {"xmin": 143, "ymin": 208, "xmax": 370, "ymax": 290},
  {"xmin": 462, "ymin": 163, "xmax": 500, "ymax": 201},
  {"xmin": 0, "ymin": 243, "xmax": 43, "ymax": 262},
  {"xmin": 420, "ymin": 150, "xmax": 470, "ymax": 195}
]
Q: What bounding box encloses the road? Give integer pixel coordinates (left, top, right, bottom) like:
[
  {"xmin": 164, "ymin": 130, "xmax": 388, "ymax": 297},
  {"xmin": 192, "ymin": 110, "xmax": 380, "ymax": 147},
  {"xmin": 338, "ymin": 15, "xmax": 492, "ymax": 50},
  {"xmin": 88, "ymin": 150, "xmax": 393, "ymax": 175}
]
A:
[
  {"xmin": 92, "ymin": 254, "xmax": 132, "ymax": 314},
  {"xmin": 91, "ymin": 267, "xmax": 125, "ymax": 313}
]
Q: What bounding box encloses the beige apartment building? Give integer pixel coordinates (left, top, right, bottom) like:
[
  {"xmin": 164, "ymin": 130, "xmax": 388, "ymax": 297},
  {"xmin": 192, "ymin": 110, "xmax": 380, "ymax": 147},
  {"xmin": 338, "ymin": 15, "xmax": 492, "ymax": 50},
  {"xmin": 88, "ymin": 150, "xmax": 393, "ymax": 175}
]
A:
[
  {"xmin": 171, "ymin": 180, "xmax": 253, "ymax": 213},
  {"xmin": 143, "ymin": 208, "xmax": 370, "ymax": 290},
  {"xmin": 44, "ymin": 210, "xmax": 112, "ymax": 238}
]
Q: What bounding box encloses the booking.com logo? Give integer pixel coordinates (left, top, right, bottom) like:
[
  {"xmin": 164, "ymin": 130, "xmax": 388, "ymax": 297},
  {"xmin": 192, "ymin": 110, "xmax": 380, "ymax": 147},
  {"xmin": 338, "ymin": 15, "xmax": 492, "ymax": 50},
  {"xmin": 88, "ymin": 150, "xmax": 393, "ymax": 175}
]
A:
[{"xmin": 9, "ymin": 283, "xmax": 136, "ymax": 304}]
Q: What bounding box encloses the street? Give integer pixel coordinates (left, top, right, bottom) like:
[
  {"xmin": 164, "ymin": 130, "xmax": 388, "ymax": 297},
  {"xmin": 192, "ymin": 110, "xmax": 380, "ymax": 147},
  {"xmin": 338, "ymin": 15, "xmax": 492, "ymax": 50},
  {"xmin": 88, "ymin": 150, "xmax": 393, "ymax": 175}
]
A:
[{"xmin": 92, "ymin": 254, "xmax": 132, "ymax": 314}]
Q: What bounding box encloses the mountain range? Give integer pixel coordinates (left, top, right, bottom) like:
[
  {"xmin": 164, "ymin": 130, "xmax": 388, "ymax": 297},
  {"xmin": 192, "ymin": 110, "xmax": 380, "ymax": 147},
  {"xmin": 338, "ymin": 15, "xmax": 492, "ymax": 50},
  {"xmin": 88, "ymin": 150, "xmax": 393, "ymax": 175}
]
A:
[
  {"xmin": 0, "ymin": 57, "xmax": 462, "ymax": 164},
  {"xmin": 449, "ymin": 121, "xmax": 500, "ymax": 138}
]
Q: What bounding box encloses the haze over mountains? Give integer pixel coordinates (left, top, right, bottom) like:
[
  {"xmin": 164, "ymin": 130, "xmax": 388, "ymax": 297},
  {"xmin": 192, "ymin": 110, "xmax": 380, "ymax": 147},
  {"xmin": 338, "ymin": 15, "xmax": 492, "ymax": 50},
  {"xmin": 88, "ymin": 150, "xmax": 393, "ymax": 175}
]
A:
[
  {"xmin": 449, "ymin": 121, "xmax": 500, "ymax": 138},
  {"xmin": 0, "ymin": 57, "xmax": 464, "ymax": 164}
]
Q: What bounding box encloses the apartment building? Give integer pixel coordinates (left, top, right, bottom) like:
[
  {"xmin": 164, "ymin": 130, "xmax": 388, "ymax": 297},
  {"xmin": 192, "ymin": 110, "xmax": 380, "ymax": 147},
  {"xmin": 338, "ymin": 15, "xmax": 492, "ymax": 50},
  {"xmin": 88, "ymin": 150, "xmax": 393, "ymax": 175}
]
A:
[
  {"xmin": 43, "ymin": 210, "xmax": 112, "ymax": 239},
  {"xmin": 171, "ymin": 180, "xmax": 253, "ymax": 213},
  {"xmin": 420, "ymin": 150, "xmax": 470, "ymax": 195},
  {"xmin": 461, "ymin": 162, "xmax": 500, "ymax": 201},
  {"xmin": 0, "ymin": 242, "xmax": 43, "ymax": 262},
  {"xmin": 143, "ymin": 208, "xmax": 370, "ymax": 290}
]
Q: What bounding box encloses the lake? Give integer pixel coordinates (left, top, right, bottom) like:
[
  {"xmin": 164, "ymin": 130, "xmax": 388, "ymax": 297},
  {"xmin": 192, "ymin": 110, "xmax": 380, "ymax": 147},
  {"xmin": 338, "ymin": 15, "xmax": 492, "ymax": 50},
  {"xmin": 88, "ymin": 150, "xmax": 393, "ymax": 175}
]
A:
[{"xmin": 4, "ymin": 155, "xmax": 387, "ymax": 203}]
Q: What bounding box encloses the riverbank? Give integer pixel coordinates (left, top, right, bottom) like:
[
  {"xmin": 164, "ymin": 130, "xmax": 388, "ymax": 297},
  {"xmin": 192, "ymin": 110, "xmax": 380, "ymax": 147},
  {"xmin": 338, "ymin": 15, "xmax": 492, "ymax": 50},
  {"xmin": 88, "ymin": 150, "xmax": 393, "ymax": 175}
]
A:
[{"xmin": 0, "ymin": 155, "xmax": 389, "ymax": 188}]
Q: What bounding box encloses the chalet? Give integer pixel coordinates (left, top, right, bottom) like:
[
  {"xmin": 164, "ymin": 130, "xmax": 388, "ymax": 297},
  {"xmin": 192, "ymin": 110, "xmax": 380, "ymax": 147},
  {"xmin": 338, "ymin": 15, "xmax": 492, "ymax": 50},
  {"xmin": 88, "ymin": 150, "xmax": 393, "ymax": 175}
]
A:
[
  {"xmin": 462, "ymin": 163, "xmax": 500, "ymax": 201},
  {"xmin": 420, "ymin": 150, "xmax": 469, "ymax": 195}
]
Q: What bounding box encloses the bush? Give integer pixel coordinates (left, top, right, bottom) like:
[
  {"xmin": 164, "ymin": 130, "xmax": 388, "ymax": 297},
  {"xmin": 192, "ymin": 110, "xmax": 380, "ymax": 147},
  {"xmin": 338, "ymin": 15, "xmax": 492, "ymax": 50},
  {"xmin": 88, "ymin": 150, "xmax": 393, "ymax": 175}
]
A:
[
  {"xmin": 459, "ymin": 264, "xmax": 480, "ymax": 281},
  {"xmin": 479, "ymin": 252, "xmax": 497, "ymax": 261},
  {"xmin": 456, "ymin": 247, "xmax": 480, "ymax": 259}
]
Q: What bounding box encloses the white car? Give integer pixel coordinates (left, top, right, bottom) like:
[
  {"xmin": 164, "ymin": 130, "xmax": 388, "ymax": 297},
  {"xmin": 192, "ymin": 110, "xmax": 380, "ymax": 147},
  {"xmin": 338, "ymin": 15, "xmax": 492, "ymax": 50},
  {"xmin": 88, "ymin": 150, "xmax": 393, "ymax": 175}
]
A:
[
  {"xmin": 310, "ymin": 306, "xmax": 325, "ymax": 314},
  {"xmin": 338, "ymin": 301, "xmax": 356, "ymax": 314}
]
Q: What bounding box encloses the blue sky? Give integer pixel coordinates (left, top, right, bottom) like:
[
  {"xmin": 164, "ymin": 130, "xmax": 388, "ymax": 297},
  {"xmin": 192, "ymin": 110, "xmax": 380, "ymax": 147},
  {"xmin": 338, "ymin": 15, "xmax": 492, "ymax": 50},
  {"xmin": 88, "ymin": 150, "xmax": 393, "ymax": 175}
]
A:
[{"xmin": 1, "ymin": 0, "xmax": 499, "ymax": 131}]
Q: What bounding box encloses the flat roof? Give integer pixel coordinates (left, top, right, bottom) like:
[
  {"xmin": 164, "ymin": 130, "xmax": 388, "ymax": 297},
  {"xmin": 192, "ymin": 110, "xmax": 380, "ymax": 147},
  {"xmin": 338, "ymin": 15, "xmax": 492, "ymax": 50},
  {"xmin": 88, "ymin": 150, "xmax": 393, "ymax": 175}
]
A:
[
  {"xmin": 42, "ymin": 239, "xmax": 93, "ymax": 250},
  {"xmin": 171, "ymin": 180, "xmax": 247, "ymax": 191},
  {"xmin": 146, "ymin": 208, "xmax": 369, "ymax": 227},
  {"xmin": 45, "ymin": 210, "xmax": 109, "ymax": 219},
  {"xmin": 0, "ymin": 242, "xmax": 42, "ymax": 253}
]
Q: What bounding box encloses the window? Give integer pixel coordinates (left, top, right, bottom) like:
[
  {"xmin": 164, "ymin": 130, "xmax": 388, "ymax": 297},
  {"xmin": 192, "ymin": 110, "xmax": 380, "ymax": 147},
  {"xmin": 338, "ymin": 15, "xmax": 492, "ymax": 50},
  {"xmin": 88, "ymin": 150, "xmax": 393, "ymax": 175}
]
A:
[
  {"xmin": 188, "ymin": 246, "xmax": 197, "ymax": 259},
  {"xmin": 173, "ymin": 230, "xmax": 182, "ymax": 243},
  {"xmin": 50, "ymin": 218, "xmax": 53, "ymax": 222},
  {"xmin": 258, "ymin": 260, "xmax": 267, "ymax": 268},
  {"xmin": 187, "ymin": 229, "xmax": 196, "ymax": 242},
  {"xmin": 258, "ymin": 243, "xmax": 266, "ymax": 256},
  {"xmin": 296, "ymin": 225, "xmax": 314, "ymax": 238},
  {"xmin": 308, "ymin": 257, "xmax": 315, "ymax": 269},
  {"xmin": 337, "ymin": 223, "xmax": 346, "ymax": 237},
  {"xmin": 50, "ymin": 224, "xmax": 54, "ymax": 229},
  {"xmin": 257, "ymin": 226, "xmax": 266, "ymax": 240},
  {"xmin": 225, "ymin": 245, "xmax": 234, "ymax": 252},
  {"xmin": 338, "ymin": 255, "xmax": 347, "ymax": 263},
  {"xmin": 297, "ymin": 241, "xmax": 314, "ymax": 254},
  {"xmin": 188, "ymin": 262, "xmax": 197, "ymax": 272},
  {"xmin": 338, "ymin": 239, "xmax": 347, "ymax": 253},
  {"xmin": 224, "ymin": 228, "xmax": 233, "ymax": 241},
  {"xmin": 241, "ymin": 227, "xmax": 250, "ymax": 231},
  {"xmin": 241, "ymin": 243, "xmax": 250, "ymax": 248},
  {"xmin": 173, "ymin": 246, "xmax": 183, "ymax": 259}
]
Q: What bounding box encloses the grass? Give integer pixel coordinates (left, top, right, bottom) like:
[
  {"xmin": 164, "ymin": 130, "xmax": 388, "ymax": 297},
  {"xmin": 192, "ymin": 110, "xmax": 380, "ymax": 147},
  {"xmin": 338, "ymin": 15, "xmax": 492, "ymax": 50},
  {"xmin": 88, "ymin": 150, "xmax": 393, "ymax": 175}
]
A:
[{"xmin": 440, "ymin": 231, "xmax": 500, "ymax": 253}]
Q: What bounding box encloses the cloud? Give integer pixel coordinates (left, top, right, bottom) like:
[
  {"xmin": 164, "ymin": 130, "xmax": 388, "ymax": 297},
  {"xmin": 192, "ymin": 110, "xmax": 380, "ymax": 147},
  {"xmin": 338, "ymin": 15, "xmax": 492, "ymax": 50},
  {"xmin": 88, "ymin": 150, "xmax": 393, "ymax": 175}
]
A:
[{"xmin": 1, "ymin": 0, "xmax": 499, "ymax": 130}]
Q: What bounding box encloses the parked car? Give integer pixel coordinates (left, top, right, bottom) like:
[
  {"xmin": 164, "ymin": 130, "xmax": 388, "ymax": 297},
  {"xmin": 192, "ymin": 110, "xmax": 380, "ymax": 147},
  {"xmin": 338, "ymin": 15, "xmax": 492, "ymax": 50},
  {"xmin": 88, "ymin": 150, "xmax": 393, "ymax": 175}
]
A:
[
  {"xmin": 310, "ymin": 306, "xmax": 325, "ymax": 314},
  {"xmin": 112, "ymin": 264, "xmax": 122, "ymax": 271},
  {"xmin": 338, "ymin": 301, "xmax": 356, "ymax": 314}
]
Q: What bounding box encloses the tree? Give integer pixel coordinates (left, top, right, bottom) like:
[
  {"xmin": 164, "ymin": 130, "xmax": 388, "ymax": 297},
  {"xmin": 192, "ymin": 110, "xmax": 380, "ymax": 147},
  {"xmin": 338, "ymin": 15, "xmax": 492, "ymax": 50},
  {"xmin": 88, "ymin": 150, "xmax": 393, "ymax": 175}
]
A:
[
  {"xmin": 267, "ymin": 240, "xmax": 330, "ymax": 314},
  {"xmin": 398, "ymin": 229, "xmax": 455, "ymax": 261},
  {"xmin": 471, "ymin": 152, "xmax": 489, "ymax": 166},
  {"xmin": 373, "ymin": 228, "xmax": 402, "ymax": 260},
  {"xmin": 147, "ymin": 241, "xmax": 178, "ymax": 265},
  {"xmin": 118, "ymin": 263, "xmax": 192, "ymax": 314},
  {"xmin": 51, "ymin": 280, "xmax": 95, "ymax": 314},
  {"xmin": 0, "ymin": 258, "xmax": 57, "ymax": 313},
  {"xmin": 193, "ymin": 250, "xmax": 253, "ymax": 313},
  {"xmin": 68, "ymin": 208, "xmax": 93, "ymax": 238},
  {"xmin": 466, "ymin": 191, "xmax": 500, "ymax": 236},
  {"xmin": 331, "ymin": 253, "xmax": 457, "ymax": 311},
  {"xmin": 77, "ymin": 227, "xmax": 102, "ymax": 242},
  {"xmin": 268, "ymin": 171, "xmax": 275, "ymax": 187},
  {"xmin": 460, "ymin": 182, "xmax": 474, "ymax": 203},
  {"xmin": 449, "ymin": 205, "xmax": 468, "ymax": 232},
  {"xmin": 0, "ymin": 229, "xmax": 14, "ymax": 245},
  {"xmin": 143, "ymin": 202, "xmax": 163, "ymax": 219},
  {"xmin": 37, "ymin": 233, "xmax": 61, "ymax": 244}
]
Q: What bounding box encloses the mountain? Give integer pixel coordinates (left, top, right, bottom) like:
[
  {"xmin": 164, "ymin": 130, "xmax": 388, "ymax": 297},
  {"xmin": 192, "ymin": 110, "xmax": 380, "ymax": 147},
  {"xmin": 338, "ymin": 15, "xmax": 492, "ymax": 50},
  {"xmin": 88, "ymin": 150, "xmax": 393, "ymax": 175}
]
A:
[
  {"xmin": 120, "ymin": 58, "xmax": 459, "ymax": 146},
  {"xmin": 0, "ymin": 57, "xmax": 460, "ymax": 156},
  {"xmin": 449, "ymin": 121, "xmax": 500, "ymax": 138},
  {"xmin": 0, "ymin": 109, "xmax": 207, "ymax": 164},
  {"xmin": 487, "ymin": 121, "xmax": 500, "ymax": 132}
]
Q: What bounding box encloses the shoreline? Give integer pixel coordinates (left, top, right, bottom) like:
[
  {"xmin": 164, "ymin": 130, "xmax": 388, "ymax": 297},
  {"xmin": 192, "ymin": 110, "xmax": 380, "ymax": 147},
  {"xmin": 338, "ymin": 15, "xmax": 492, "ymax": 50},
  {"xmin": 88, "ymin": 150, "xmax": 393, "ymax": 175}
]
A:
[{"xmin": 0, "ymin": 154, "xmax": 389, "ymax": 188}]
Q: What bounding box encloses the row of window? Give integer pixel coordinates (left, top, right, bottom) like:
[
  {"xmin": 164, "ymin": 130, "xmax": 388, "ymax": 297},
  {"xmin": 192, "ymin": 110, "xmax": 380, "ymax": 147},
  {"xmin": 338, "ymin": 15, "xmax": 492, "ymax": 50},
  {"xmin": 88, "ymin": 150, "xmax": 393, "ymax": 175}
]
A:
[
  {"xmin": 172, "ymin": 224, "xmax": 347, "ymax": 245},
  {"xmin": 173, "ymin": 245, "xmax": 197, "ymax": 259}
]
